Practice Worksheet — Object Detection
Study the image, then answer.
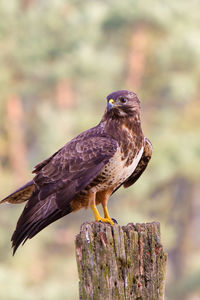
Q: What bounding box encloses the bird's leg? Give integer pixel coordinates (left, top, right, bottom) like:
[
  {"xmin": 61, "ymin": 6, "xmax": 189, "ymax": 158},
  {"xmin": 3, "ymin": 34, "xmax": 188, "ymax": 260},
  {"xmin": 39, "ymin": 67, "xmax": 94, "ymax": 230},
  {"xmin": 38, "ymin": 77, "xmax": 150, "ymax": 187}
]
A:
[
  {"xmin": 101, "ymin": 203, "xmax": 114, "ymax": 226},
  {"xmin": 102, "ymin": 203, "xmax": 118, "ymax": 224},
  {"xmin": 103, "ymin": 205, "xmax": 112, "ymax": 220},
  {"xmin": 90, "ymin": 204, "xmax": 103, "ymax": 221},
  {"xmin": 90, "ymin": 192, "xmax": 114, "ymax": 225},
  {"xmin": 98, "ymin": 190, "xmax": 114, "ymax": 225}
]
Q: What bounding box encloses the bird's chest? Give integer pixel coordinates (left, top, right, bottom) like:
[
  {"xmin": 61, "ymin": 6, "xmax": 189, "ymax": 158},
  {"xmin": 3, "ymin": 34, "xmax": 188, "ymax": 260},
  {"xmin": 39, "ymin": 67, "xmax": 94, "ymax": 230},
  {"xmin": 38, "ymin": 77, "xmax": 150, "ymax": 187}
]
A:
[{"xmin": 89, "ymin": 146, "xmax": 144, "ymax": 192}]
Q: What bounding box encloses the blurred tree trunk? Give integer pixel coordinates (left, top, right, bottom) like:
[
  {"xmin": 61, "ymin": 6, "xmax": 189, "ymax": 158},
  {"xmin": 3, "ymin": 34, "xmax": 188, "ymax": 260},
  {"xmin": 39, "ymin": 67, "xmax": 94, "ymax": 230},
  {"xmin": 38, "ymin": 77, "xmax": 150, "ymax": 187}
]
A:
[
  {"xmin": 126, "ymin": 26, "xmax": 149, "ymax": 90},
  {"xmin": 55, "ymin": 80, "xmax": 74, "ymax": 109},
  {"xmin": 20, "ymin": 0, "xmax": 36, "ymax": 10},
  {"xmin": 76, "ymin": 222, "xmax": 167, "ymax": 300},
  {"xmin": 6, "ymin": 95, "xmax": 28, "ymax": 184},
  {"xmin": 169, "ymin": 179, "xmax": 193, "ymax": 277},
  {"xmin": 151, "ymin": 177, "xmax": 197, "ymax": 300},
  {"xmin": 167, "ymin": 178, "xmax": 195, "ymax": 300}
]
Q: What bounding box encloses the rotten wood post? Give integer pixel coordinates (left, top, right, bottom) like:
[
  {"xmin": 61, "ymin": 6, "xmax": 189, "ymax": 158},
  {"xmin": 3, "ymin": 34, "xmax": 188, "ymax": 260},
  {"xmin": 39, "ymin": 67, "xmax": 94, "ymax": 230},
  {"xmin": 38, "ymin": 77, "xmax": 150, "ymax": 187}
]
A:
[{"xmin": 75, "ymin": 222, "xmax": 167, "ymax": 300}]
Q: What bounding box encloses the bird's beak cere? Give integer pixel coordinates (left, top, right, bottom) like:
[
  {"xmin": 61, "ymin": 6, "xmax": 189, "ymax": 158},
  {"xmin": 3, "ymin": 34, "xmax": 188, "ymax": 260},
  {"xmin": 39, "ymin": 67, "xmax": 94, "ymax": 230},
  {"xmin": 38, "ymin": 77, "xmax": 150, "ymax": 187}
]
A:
[{"xmin": 107, "ymin": 99, "xmax": 115, "ymax": 111}]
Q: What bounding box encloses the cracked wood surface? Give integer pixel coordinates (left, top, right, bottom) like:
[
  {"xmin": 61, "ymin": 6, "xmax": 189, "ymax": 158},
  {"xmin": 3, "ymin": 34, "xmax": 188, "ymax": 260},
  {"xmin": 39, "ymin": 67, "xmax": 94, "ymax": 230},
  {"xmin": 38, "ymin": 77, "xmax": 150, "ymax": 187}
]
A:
[{"xmin": 75, "ymin": 222, "xmax": 167, "ymax": 300}]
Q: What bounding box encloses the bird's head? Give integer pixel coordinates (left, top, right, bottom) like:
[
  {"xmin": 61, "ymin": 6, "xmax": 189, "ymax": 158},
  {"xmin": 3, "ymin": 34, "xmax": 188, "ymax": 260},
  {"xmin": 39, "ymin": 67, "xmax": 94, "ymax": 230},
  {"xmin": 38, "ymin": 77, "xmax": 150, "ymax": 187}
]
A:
[{"xmin": 105, "ymin": 90, "xmax": 141, "ymax": 119}]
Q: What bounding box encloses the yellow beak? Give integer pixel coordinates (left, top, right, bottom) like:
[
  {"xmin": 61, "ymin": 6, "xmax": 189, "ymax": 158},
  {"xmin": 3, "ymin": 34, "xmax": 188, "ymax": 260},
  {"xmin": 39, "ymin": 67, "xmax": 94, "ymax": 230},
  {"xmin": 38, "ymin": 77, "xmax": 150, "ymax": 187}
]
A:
[{"xmin": 107, "ymin": 99, "xmax": 115, "ymax": 111}]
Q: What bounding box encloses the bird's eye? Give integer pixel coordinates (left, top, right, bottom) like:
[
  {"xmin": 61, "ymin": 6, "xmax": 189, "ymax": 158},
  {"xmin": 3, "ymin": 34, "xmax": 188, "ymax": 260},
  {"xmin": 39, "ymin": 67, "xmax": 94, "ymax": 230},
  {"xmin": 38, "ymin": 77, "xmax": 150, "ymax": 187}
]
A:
[{"xmin": 120, "ymin": 97, "xmax": 127, "ymax": 104}]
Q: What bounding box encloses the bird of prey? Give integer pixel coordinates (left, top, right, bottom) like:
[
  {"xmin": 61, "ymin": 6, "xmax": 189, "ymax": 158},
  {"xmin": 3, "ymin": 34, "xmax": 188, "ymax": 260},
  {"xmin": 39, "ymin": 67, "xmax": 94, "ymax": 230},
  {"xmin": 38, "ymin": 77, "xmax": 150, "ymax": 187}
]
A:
[{"xmin": 1, "ymin": 90, "xmax": 152, "ymax": 254}]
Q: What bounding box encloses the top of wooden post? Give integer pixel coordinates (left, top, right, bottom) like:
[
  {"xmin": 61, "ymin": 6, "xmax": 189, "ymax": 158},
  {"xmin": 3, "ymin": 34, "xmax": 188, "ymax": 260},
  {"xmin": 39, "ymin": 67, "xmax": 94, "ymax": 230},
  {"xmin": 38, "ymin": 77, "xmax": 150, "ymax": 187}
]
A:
[{"xmin": 75, "ymin": 221, "xmax": 167, "ymax": 300}]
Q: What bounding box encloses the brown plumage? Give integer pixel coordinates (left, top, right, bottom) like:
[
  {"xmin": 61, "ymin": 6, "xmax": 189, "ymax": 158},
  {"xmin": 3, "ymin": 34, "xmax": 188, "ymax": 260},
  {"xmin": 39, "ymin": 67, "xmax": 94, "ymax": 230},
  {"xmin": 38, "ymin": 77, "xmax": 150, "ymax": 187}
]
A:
[{"xmin": 1, "ymin": 90, "xmax": 152, "ymax": 254}]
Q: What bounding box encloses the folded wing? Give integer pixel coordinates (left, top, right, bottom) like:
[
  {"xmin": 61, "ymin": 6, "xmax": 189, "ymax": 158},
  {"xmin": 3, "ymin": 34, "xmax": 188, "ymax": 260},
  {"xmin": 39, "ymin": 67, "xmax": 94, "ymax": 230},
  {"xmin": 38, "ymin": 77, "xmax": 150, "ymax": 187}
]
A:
[{"xmin": 11, "ymin": 133, "xmax": 118, "ymax": 254}]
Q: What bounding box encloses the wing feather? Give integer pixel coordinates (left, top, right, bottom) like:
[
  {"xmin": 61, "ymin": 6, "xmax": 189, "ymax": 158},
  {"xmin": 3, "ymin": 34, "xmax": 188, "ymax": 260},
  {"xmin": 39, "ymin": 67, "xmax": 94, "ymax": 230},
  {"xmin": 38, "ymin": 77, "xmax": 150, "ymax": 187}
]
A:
[
  {"xmin": 34, "ymin": 135, "xmax": 118, "ymax": 201},
  {"xmin": 11, "ymin": 131, "xmax": 118, "ymax": 253},
  {"xmin": 0, "ymin": 180, "xmax": 35, "ymax": 204}
]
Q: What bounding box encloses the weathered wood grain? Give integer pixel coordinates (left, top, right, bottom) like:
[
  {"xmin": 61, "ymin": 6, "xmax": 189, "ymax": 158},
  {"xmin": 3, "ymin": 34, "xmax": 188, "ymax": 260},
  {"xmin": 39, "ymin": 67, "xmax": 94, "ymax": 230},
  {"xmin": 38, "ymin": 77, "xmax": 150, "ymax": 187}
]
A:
[{"xmin": 75, "ymin": 222, "xmax": 167, "ymax": 300}]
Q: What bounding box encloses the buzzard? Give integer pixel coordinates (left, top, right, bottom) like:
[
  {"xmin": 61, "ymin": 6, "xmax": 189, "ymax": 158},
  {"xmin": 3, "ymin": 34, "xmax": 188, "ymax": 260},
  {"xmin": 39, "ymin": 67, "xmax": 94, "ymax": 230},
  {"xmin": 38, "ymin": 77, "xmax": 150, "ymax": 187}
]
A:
[{"xmin": 1, "ymin": 90, "xmax": 152, "ymax": 254}]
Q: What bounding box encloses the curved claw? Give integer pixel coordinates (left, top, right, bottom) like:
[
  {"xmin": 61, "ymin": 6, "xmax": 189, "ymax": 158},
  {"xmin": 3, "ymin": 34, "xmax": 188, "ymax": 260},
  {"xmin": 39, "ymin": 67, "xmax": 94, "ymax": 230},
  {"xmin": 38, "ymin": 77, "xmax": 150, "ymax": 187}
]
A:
[
  {"xmin": 111, "ymin": 218, "xmax": 118, "ymax": 224},
  {"xmin": 98, "ymin": 217, "xmax": 114, "ymax": 226}
]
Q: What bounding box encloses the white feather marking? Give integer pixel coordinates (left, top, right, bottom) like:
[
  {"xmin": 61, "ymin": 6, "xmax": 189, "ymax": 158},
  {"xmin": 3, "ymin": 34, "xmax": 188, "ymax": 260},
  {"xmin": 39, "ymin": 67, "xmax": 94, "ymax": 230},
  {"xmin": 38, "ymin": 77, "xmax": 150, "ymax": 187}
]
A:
[{"xmin": 91, "ymin": 146, "xmax": 144, "ymax": 192}]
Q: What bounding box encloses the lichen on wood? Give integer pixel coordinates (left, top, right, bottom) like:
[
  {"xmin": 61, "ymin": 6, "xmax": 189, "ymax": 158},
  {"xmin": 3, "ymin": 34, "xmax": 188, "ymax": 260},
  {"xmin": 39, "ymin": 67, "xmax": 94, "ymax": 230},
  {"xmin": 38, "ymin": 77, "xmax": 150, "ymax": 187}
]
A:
[{"xmin": 75, "ymin": 222, "xmax": 167, "ymax": 300}]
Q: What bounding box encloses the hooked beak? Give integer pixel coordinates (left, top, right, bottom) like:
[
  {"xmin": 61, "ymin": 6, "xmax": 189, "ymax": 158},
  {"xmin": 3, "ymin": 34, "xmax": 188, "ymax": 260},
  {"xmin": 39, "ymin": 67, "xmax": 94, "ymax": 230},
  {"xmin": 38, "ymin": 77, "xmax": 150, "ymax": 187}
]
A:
[{"xmin": 107, "ymin": 99, "xmax": 115, "ymax": 111}]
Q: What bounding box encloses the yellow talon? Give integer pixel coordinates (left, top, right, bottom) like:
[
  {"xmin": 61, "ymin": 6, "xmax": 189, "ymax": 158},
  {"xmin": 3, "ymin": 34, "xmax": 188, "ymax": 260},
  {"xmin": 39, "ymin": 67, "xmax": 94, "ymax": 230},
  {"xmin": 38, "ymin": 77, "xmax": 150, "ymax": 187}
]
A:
[
  {"xmin": 97, "ymin": 217, "xmax": 114, "ymax": 226},
  {"xmin": 90, "ymin": 204, "xmax": 114, "ymax": 225},
  {"xmin": 95, "ymin": 216, "xmax": 114, "ymax": 226}
]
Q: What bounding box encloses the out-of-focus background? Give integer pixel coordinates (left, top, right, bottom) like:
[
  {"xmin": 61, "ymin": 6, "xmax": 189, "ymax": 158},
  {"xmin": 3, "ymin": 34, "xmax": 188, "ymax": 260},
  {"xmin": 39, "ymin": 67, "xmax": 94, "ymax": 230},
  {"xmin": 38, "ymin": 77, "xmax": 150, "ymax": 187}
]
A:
[{"xmin": 0, "ymin": 1, "xmax": 200, "ymax": 299}]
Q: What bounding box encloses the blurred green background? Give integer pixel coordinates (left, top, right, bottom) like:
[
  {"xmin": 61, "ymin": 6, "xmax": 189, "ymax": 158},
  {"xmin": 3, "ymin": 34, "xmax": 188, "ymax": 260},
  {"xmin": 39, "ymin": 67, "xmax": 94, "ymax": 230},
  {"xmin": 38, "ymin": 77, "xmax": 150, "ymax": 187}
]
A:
[{"xmin": 0, "ymin": 1, "xmax": 200, "ymax": 299}]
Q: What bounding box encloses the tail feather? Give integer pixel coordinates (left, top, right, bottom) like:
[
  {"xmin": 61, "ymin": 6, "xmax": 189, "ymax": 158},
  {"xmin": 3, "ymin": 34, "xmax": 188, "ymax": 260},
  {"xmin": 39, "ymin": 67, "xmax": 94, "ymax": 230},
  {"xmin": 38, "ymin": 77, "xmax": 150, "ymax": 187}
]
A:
[
  {"xmin": 1, "ymin": 180, "xmax": 35, "ymax": 204},
  {"xmin": 12, "ymin": 221, "xmax": 35, "ymax": 254},
  {"xmin": 11, "ymin": 191, "xmax": 72, "ymax": 255}
]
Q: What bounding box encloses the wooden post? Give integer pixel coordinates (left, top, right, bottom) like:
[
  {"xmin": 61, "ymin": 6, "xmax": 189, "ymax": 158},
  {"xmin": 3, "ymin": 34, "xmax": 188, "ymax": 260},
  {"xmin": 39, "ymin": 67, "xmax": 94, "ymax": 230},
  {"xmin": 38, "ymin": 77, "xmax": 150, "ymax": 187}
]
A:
[{"xmin": 75, "ymin": 222, "xmax": 167, "ymax": 300}]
